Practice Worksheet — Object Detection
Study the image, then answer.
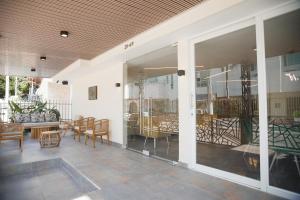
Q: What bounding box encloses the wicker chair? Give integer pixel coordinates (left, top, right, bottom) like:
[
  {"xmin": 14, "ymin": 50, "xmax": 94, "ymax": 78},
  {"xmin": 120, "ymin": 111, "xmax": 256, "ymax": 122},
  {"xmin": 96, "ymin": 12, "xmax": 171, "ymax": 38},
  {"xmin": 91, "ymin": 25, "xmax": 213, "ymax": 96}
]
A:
[
  {"xmin": 84, "ymin": 119, "xmax": 110, "ymax": 148},
  {"xmin": 59, "ymin": 119, "xmax": 73, "ymax": 136},
  {"xmin": 74, "ymin": 117, "xmax": 95, "ymax": 142},
  {"xmin": 0, "ymin": 123, "xmax": 24, "ymax": 151}
]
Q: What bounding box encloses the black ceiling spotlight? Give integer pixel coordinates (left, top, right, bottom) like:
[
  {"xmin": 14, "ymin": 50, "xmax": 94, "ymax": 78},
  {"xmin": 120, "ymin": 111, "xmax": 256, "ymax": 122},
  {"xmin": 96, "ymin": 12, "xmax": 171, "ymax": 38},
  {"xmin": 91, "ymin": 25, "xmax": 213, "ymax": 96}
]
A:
[
  {"xmin": 177, "ymin": 70, "xmax": 185, "ymax": 76},
  {"xmin": 40, "ymin": 56, "xmax": 46, "ymax": 61},
  {"xmin": 62, "ymin": 80, "xmax": 68, "ymax": 85},
  {"xmin": 60, "ymin": 31, "xmax": 69, "ymax": 38},
  {"xmin": 115, "ymin": 83, "xmax": 121, "ymax": 87},
  {"xmin": 31, "ymin": 68, "xmax": 36, "ymax": 72}
]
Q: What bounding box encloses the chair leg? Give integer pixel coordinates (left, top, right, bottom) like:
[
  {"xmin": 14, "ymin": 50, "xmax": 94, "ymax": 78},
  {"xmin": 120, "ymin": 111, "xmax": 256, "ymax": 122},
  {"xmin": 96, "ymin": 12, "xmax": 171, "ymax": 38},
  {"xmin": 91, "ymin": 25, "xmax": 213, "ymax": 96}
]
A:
[
  {"xmin": 294, "ymin": 155, "xmax": 300, "ymax": 177},
  {"xmin": 107, "ymin": 134, "xmax": 110, "ymax": 145},
  {"xmin": 269, "ymin": 152, "xmax": 277, "ymax": 171},
  {"xmin": 154, "ymin": 138, "xmax": 156, "ymax": 149},
  {"xmin": 101, "ymin": 136, "xmax": 103, "ymax": 143},
  {"xmin": 166, "ymin": 136, "xmax": 169, "ymax": 145},
  {"xmin": 144, "ymin": 137, "xmax": 147, "ymax": 148},
  {"xmin": 78, "ymin": 133, "xmax": 81, "ymax": 142},
  {"xmin": 93, "ymin": 135, "xmax": 96, "ymax": 148},
  {"xmin": 20, "ymin": 137, "xmax": 23, "ymax": 152},
  {"xmin": 73, "ymin": 132, "xmax": 76, "ymax": 140},
  {"xmin": 85, "ymin": 135, "xmax": 88, "ymax": 145}
]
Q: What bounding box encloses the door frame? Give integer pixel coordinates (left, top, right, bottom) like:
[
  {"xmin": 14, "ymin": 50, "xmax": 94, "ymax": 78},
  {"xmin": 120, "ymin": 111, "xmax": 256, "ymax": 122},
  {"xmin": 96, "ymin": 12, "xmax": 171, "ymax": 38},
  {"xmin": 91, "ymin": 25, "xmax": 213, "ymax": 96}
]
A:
[{"xmin": 188, "ymin": 1, "xmax": 300, "ymax": 199}]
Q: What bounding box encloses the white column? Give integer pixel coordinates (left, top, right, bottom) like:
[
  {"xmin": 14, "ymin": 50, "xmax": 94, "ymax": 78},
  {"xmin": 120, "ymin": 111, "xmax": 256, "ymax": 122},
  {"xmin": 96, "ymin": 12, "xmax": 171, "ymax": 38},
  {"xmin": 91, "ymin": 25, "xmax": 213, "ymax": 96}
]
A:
[
  {"xmin": 178, "ymin": 40, "xmax": 196, "ymax": 166},
  {"xmin": 256, "ymin": 16, "xmax": 269, "ymax": 192},
  {"xmin": 5, "ymin": 75, "xmax": 9, "ymax": 101},
  {"xmin": 30, "ymin": 78, "xmax": 34, "ymax": 95},
  {"xmin": 15, "ymin": 77, "xmax": 18, "ymax": 96}
]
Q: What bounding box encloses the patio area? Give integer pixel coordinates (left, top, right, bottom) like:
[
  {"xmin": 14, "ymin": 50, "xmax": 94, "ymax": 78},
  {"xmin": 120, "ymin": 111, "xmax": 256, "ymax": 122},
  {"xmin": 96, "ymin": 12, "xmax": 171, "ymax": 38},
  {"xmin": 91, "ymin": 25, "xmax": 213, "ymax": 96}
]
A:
[{"xmin": 0, "ymin": 133, "xmax": 283, "ymax": 200}]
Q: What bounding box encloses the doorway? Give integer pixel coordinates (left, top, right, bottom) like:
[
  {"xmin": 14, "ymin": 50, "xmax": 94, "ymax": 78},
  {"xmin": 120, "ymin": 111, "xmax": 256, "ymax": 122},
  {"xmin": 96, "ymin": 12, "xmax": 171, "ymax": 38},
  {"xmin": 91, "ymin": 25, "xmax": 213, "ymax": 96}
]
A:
[{"xmin": 124, "ymin": 45, "xmax": 179, "ymax": 161}]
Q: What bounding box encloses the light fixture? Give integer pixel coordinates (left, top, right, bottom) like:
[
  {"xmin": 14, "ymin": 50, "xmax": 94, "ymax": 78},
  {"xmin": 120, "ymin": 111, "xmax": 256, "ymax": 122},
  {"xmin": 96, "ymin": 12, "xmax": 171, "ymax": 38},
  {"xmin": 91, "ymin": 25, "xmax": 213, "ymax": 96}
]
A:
[
  {"xmin": 145, "ymin": 67, "xmax": 177, "ymax": 70},
  {"xmin": 60, "ymin": 31, "xmax": 69, "ymax": 38},
  {"xmin": 177, "ymin": 70, "xmax": 185, "ymax": 76},
  {"xmin": 40, "ymin": 56, "xmax": 46, "ymax": 61},
  {"xmin": 204, "ymin": 70, "xmax": 231, "ymax": 79},
  {"xmin": 115, "ymin": 83, "xmax": 121, "ymax": 87},
  {"xmin": 31, "ymin": 68, "xmax": 36, "ymax": 72},
  {"xmin": 62, "ymin": 80, "xmax": 68, "ymax": 85}
]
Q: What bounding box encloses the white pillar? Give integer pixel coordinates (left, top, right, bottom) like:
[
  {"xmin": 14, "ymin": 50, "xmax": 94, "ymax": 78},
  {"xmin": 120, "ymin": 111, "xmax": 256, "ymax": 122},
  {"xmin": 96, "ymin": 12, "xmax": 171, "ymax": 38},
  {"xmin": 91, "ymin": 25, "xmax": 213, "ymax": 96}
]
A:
[
  {"xmin": 5, "ymin": 75, "xmax": 9, "ymax": 101},
  {"xmin": 256, "ymin": 16, "xmax": 269, "ymax": 192},
  {"xmin": 178, "ymin": 40, "xmax": 196, "ymax": 166},
  {"xmin": 15, "ymin": 77, "xmax": 18, "ymax": 96},
  {"xmin": 30, "ymin": 78, "xmax": 34, "ymax": 96}
]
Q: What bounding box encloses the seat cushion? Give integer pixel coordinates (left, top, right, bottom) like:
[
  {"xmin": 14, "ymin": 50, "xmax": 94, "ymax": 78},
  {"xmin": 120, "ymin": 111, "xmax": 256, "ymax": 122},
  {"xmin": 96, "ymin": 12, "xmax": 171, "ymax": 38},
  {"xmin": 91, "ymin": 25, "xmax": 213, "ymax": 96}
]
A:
[{"xmin": 84, "ymin": 130, "xmax": 93, "ymax": 135}]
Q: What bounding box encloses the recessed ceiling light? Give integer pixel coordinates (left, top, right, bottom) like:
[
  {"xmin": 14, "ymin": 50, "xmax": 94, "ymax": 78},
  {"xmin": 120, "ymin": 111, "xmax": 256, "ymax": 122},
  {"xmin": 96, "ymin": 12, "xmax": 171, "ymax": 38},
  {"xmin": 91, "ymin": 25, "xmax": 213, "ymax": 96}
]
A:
[
  {"xmin": 31, "ymin": 68, "xmax": 36, "ymax": 72},
  {"xmin": 40, "ymin": 56, "xmax": 46, "ymax": 61},
  {"xmin": 60, "ymin": 31, "xmax": 69, "ymax": 38}
]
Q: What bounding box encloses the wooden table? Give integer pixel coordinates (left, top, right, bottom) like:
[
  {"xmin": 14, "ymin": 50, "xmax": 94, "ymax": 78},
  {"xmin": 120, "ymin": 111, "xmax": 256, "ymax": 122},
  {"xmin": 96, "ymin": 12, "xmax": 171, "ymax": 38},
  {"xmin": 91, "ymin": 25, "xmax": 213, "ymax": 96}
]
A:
[
  {"xmin": 21, "ymin": 122, "xmax": 60, "ymax": 139},
  {"xmin": 39, "ymin": 130, "xmax": 61, "ymax": 148}
]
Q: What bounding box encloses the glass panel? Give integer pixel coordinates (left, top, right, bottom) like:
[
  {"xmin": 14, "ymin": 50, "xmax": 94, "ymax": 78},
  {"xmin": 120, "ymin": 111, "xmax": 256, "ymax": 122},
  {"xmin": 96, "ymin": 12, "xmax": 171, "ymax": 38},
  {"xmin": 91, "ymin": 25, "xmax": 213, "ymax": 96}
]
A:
[
  {"xmin": 195, "ymin": 25, "xmax": 260, "ymax": 179},
  {"xmin": 124, "ymin": 46, "xmax": 179, "ymax": 161},
  {"xmin": 265, "ymin": 9, "xmax": 300, "ymax": 193}
]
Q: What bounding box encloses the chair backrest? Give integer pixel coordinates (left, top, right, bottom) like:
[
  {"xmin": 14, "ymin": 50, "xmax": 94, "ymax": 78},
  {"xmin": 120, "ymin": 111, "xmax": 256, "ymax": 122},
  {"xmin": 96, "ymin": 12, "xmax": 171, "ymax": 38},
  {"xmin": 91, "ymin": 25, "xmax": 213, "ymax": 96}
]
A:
[
  {"xmin": 86, "ymin": 117, "xmax": 95, "ymax": 129},
  {"xmin": 93, "ymin": 119, "xmax": 109, "ymax": 135},
  {"xmin": 0, "ymin": 123, "xmax": 23, "ymax": 134},
  {"xmin": 74, "ymin": 116, "xmax": 84, "ymax": 126},
  {"xmin": 100, "ymin": 119, "xmax": 109, "ymax": 133}
]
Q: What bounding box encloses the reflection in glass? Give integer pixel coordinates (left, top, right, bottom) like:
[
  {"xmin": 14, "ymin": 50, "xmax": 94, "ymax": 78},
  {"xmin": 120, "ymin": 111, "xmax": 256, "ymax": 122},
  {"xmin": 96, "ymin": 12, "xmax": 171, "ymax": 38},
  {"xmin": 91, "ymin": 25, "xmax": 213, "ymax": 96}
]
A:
[
  {"xmin": 124, "ymin": 46, "xmax": 179, "ymax": 161},
  {"xmin": 265, "ymin": 9, "xmax": 300, "ymax": 193},
  {"xmin": 195, "ymin": 25, "xmax": 260, "ymax": 179}
]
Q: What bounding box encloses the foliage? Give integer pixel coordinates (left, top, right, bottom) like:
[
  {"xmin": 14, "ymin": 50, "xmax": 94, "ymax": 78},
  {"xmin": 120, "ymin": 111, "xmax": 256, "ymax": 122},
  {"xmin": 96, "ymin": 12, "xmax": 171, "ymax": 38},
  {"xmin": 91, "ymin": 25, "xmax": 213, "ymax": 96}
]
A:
[
  {"xmin": 8, "ymin": 100, "xmax": 61, "ymax": 120},
  {"xmin": 48, "ymin": 108, "xmax": 61, "ymax": 121},
  {"xmin": 0, "ymin": 75, "xmax": 31, "ymax": 98},
  {"xmin": 293, "ymin": 111, "xmax": 300, "ymax": 118},
  {"xmin": 0, "ymin": 75, "xmax": 6, "ymax": 98},
  {"xmin": 8, "ymin": 101, "xmax": 24, "ymax": 114}
]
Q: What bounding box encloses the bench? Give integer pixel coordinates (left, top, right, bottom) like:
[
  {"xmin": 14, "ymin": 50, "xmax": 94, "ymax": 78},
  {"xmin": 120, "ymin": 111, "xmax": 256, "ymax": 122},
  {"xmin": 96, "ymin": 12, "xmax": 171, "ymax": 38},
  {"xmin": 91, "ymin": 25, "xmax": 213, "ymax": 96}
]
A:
[{"xmin": 0, "ymin": 123, "xmax": 24, "ymax": 151}]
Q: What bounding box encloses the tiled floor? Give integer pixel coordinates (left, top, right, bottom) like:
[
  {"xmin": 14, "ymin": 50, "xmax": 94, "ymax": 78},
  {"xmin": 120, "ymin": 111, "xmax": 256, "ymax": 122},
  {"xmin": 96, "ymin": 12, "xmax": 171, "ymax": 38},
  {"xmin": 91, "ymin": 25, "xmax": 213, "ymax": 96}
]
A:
[{"xmin": 0, "ymin": 133, "xmax": 284, "ymax": 200}]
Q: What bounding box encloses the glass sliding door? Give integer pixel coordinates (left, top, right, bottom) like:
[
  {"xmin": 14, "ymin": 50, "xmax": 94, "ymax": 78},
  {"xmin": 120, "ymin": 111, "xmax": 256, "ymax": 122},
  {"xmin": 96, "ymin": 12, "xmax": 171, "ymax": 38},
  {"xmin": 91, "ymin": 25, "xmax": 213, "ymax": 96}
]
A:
[
  {"xmin": 194, "ymin": 25, "xmax": 260, "ymax": 179},
  {"xmin": 264, "ymin": 9, "xmax": 300, "ymax": 193},
  {"xmin": 124, "ymin": 46, "xmax": 179, "ymax": 161}
]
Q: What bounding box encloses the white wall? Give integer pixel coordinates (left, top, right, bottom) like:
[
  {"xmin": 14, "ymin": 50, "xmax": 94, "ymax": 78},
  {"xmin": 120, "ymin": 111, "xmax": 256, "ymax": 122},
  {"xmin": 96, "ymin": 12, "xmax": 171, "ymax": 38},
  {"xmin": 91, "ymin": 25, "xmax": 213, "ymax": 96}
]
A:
[
  {"xmin": 70, "ymin": 61, "xmax": 124, "ymax": 144},
  {"xmin": 37, "ymin": 79, "xmax": 70, "ymax": 101}
]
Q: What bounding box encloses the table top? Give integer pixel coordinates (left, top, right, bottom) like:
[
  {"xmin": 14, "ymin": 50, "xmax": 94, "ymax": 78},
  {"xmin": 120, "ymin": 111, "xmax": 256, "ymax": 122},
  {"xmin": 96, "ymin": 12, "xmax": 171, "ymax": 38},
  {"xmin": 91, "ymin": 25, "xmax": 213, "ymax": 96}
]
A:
[
  {"xmin": 22, "ymin": 122, "xmax": 60, "ymax": 128},
  {"xmin": 41, "ymin": 130, "xmax": 60, "ymax": 135}
]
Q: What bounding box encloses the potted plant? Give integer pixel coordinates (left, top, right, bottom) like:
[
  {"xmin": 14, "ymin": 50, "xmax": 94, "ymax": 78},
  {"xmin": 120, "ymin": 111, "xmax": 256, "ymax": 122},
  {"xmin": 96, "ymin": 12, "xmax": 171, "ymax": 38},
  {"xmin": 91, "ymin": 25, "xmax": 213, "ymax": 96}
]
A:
[{"xmin": 293, "ymin": 111, "xmax": 300, "ymax": 122}]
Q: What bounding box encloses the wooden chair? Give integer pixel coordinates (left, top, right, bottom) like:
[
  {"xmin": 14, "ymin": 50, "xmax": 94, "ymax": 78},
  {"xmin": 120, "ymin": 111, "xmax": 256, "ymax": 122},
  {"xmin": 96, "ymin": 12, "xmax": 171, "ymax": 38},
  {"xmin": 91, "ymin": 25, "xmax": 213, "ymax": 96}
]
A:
[
  {"xmin": 59, "ymin": 119, "xmax": 73, "ymax": 137},
  {"xmin": 73, "ymin": 117, "xmax": 95, "ymax": 142},
  {"xmin": 73, "ymin": 116, "xmax": 85, "ymax": 142},
  {"xmin": 86, "ymin": 117, "xmax": 95, "ymax": 130},
  {"xmin": 0, "ymin": 123, "xmax": 24, "ymax": 151},
  {"xmin": 84, "ymin": 119, "xmax": 110, "ymax": 148}
]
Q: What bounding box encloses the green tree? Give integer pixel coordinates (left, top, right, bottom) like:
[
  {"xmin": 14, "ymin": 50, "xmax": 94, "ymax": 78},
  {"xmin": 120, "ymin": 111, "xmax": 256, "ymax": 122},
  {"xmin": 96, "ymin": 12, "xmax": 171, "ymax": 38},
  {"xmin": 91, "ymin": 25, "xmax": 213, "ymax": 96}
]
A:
[
  {"xmin": 0, "ymin": 75, "xmax": 5, "ymax": 98},
  {"xmin": 0, "ymin": 75, "xmax": 30, "ymax": 99}
]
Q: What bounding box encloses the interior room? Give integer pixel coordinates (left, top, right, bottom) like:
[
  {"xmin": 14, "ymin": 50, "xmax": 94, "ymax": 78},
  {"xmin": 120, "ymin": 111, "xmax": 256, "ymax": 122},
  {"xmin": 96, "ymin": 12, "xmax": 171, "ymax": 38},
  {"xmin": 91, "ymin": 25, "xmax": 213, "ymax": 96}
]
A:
[{"xmin": 125, "ymin": 45, "xmax": 179, "ymax": 161}]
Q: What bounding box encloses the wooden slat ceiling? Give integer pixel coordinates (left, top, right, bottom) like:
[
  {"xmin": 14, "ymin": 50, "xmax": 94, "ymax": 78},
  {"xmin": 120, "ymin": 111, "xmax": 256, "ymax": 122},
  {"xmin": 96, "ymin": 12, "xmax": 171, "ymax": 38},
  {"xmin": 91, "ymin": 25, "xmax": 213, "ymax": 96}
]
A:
[{"xmin": 0, "ymin": 0, "xmax": 203, "ymax": 77}]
